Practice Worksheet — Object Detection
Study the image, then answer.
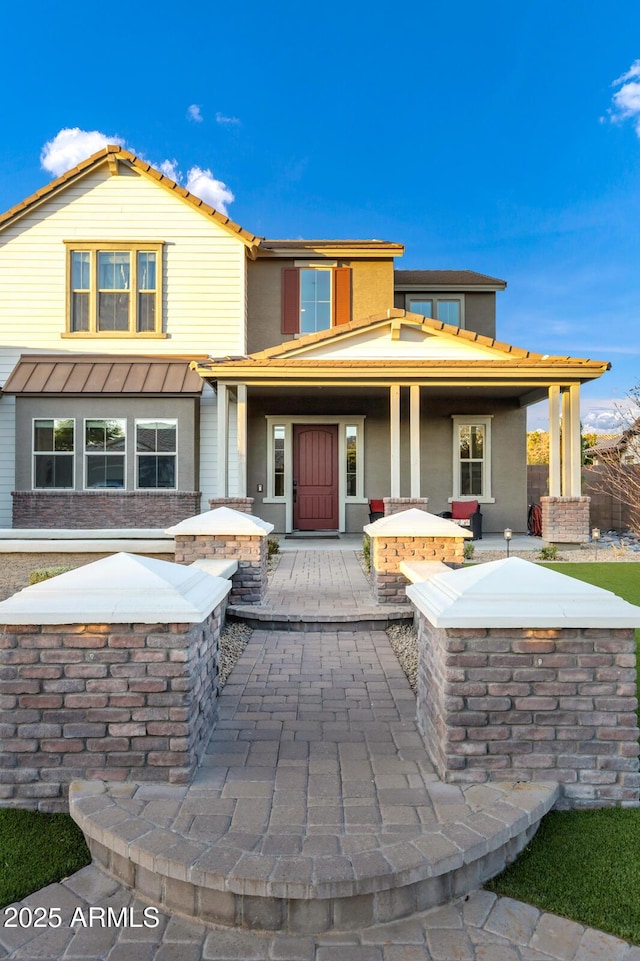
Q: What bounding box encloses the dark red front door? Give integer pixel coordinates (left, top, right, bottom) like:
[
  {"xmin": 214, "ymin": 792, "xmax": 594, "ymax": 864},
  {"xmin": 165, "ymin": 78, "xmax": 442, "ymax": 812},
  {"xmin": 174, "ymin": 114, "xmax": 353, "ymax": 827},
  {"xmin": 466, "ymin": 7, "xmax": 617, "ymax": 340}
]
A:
[{"xmin": 293, "ymin": 425, "xmax": 339, "ymax": 530}]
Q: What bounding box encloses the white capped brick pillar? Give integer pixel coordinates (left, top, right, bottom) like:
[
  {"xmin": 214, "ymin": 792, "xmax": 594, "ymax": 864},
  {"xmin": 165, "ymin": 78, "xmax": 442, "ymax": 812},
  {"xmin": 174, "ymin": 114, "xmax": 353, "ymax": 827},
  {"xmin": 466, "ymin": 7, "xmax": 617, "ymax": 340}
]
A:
[
  {"xmin": 364, "ymin": 508, "xmax": 470, "ymax": 605},
  {"xmin": 168, "ymin": 506, "xmax": 274, "ymax": 605},
  {"xmin": 0, "ymin": 553, "xmax": 230, "ymax": 811},
  {"xmin": 407, "ymin": 557, "xmax": 640, "ymax": 809}
]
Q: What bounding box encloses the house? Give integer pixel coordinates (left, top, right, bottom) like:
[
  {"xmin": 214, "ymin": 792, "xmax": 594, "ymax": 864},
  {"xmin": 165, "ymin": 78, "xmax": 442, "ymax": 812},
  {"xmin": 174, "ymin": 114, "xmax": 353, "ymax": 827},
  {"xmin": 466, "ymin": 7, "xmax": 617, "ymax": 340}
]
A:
[
  {"xmin": 584, "ymin": 424, "xmax": 640, "ymax": 466},
  {"xmin": 0, "ymin": 146, "xmax": 610, "ymax": 539}
]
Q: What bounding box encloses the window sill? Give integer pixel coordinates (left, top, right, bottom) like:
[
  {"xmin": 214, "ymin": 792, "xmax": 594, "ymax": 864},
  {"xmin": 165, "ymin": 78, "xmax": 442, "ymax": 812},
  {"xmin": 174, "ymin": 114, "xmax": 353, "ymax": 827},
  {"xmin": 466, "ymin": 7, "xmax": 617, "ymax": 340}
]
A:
[
  {"xmin": 61, "ymin": 332, "xmax": 168, "ymax": 339},
  {"xmin": 448, "ymin": 496, "xmax": 495, "ymax": 505}
]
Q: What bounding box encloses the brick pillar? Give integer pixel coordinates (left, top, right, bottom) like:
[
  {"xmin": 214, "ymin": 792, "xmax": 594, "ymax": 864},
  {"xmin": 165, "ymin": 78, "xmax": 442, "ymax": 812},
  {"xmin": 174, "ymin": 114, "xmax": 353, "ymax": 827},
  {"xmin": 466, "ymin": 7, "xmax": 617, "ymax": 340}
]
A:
[
  {"xmin": 541, "ymin": 496, "xmax": 590, "ymax": 544},
  {"xmin": 407, "ymin": 557, "xmax": 640, "ymax": 809},
  {"xmin": 383, "ymin": 497, "xmax": 429, "ymax": 516},
  {"xmin": 370, "ymin": 535, "xmax": 465, "ymax": 604},
  {"xmin": 208, "ymin": 497, "xmax": 254, "ymax": 514},
  {"xmin": 0, "ymin": 554, "xmax": 230, "ymax": 811},
  {"xmin": 174, "ymin": 533, "xmax": 268, "ymax": 604}
]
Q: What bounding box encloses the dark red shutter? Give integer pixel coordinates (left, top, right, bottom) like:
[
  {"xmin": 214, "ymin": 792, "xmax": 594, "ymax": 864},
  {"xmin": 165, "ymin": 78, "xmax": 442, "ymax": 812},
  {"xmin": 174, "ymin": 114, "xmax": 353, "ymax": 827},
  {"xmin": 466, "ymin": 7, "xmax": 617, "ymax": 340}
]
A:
[
  {"xmin": 333, "ymin": 267, "xmax": 351, "ymax": 326},
  {"xmin": 281, "ymin": 268, "xmax": 300, "ymax": 334}
]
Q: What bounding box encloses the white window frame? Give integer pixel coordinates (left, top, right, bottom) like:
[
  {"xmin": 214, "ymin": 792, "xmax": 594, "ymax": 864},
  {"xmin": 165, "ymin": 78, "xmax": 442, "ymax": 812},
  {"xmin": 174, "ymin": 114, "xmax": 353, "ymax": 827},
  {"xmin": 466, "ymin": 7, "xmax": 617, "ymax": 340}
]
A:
[
  {"xmin": 83, "ymin": 418, "xmax": 127, "ymax": 491},
  {"xmin": 32, "ymin": 417, "xmax": 76, "ymax": 490},
  {"xmin": 264, "ymin": 415, "xmax": 366, "ymax": 532},
  {"xmin": 134, "ymin": 418, "xmax": 178, "ymax": 491},
  {"xmin": 294, "ymin": 260, "xmax": 337, "ymax": 337},
  {"xmin": 450, "ymin": 415, "xmax": 495, "ymax": 503},
  {"xmin": 406, "ymin": 294, "xmax": 465, "ymax": 328}
]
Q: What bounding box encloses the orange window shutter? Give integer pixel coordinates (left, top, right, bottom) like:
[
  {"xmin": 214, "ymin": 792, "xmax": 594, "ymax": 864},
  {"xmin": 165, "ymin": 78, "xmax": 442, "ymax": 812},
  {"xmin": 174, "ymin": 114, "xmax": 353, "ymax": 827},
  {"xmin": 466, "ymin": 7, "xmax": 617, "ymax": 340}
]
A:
[
  {"xmin": 281, "ymin": 268, "xmax": 300, "ymax": 334},
  {"xmin": 333, "ymin": 267, "xmax": 351, "ymax": 326}
]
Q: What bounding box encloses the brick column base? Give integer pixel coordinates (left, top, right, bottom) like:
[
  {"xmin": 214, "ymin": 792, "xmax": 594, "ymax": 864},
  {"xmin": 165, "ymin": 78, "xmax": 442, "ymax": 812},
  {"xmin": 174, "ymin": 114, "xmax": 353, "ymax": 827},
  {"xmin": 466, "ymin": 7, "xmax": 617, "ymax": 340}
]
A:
[
  {"xmin": 175, "ymin": 533, "xmax": 268, "ymax": 604},
  {"xmin": 0, "ymin": 603, "xmax": 225, "ymax": 811},
  {"xmin": 208, "ymin": 498, "xmax": 254, "ymax": 514},
  {"xmin": 541, "ymin": 496, "xmax": 590, "ymax": 544},
  {"xmin": 371, "ymin": 534, "xmax": 465, "ymax": 604},
  {"xmin": 383, "ymin": 497, "xmax": 429, "ymax": 516},
  {"xmin": 415, "ymin": 615, "xmax": 640, "ymax": 808}
]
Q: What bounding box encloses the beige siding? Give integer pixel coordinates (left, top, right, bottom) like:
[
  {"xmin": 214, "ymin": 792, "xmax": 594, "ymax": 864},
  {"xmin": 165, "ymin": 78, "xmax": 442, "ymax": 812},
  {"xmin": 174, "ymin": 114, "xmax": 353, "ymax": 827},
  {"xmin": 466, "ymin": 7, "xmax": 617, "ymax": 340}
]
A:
[{"xmin": 0, "ymin": 164, "xmax": 248, "ymax": 524}]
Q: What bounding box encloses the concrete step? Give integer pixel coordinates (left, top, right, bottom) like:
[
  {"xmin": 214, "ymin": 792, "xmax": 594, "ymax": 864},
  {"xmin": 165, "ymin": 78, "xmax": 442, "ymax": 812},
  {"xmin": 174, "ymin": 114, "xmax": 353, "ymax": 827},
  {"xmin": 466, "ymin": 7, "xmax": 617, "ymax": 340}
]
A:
[
  {"xmin": 227, "ymin": 603, "xmax": 413, "ymax": 631},
  {"xmin": 70, "ymin": 778, "xmax": 558, "ymax": 934}
]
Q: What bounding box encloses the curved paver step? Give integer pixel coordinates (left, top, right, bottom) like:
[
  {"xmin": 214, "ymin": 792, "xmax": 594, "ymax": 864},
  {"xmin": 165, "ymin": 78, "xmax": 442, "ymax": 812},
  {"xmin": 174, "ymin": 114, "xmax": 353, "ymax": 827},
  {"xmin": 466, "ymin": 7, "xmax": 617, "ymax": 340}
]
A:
[
  {"xmin": 71, "ymin": 777, "xmax": 557, "ymax": 932},
  {"xmin": 227, "ymin": 604, "xmax": 413, "ymax": 631}
]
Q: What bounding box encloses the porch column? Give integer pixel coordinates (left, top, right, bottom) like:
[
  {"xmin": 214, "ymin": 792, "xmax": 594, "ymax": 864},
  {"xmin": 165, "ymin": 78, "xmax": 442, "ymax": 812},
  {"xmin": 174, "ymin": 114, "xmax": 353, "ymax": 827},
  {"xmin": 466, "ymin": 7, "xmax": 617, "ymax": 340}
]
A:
[
  {"xmin": 390, "ymin": 385, "xmax": 401, "ymax": 498},
  {"xmin": 216, "ymin": 383, "xmax": 228, "ymax": 497},
  {"xmin": 561, "ymin": 388, "xmax": 571, "ymax": 496},
  {"xmin": 410, "ymin": 385, "xmax": 421, "ymax": 497},
  {"xmin": 548, "ymin": 385, "xmax": 561, "ymax": 497},
  {"xmin": 569, "ymin": 383, "xmax": 582, "ymax": 496},
  {"xmin": 236, "ymin": 384, "xmax": 248, "ymax": 498}
]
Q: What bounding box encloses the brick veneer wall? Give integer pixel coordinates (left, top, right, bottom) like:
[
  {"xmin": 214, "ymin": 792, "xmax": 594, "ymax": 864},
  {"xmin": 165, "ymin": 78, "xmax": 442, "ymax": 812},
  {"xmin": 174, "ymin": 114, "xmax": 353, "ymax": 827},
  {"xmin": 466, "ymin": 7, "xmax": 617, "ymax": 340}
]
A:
[
  {"xmin": 383, "ymin": 498, "xmax": 429, "ymax": 516},
  {"xmin": 0, "ymin": 603, "xmax": 225, "ymax": 812},
  {"xmin": 415, "ymin": 615, "xmax": 640, "ymax": 808},
  {"xmin": 208, "ymin": 498, "xmax": 254, "ymax": 514},
  {"xmin": 174, "ymin": 534, "xmax": 268, "ymax": 604},
  {"xmin": 12, "ymin": 492, "xmax": 201, "ymax": 529},
  {"xmin": 371, "ymin": 535, "xmax": 465, "ymax": 604},
  {"xmin": 540, "ymin": 496, "xmax": 590, "ymax": 544}
]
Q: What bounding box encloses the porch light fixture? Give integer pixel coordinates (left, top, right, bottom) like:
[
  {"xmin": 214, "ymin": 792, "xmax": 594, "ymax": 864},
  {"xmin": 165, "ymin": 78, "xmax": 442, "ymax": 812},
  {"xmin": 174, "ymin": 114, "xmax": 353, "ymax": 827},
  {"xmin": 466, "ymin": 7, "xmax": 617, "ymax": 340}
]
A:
[
  {"xmin": 592, "ymin": 527, "xmax": 600, "ymax": 560},
  {"xmin": 504, "ymin": 528, "xmax": 512, "ymax": 558}
]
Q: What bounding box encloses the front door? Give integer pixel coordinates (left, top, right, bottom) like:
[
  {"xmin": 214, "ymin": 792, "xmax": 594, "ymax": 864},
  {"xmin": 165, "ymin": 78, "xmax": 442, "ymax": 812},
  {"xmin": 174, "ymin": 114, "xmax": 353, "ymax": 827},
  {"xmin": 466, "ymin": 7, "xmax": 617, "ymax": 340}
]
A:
[{"xmin": 293, "ymin": 424, "xmax": 339, "ymax": 530}]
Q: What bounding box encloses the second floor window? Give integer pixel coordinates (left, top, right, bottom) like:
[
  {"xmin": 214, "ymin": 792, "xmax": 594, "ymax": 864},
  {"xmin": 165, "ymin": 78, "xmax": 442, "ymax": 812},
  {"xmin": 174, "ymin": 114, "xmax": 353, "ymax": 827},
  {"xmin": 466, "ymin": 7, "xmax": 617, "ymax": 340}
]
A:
[
  {"xmin": 67, "ymin": 243, "xmax": 163, "ymax": 335},
  {"xmin": 282, "ymin": 266, "xmax": 351, "ymax": 334}
]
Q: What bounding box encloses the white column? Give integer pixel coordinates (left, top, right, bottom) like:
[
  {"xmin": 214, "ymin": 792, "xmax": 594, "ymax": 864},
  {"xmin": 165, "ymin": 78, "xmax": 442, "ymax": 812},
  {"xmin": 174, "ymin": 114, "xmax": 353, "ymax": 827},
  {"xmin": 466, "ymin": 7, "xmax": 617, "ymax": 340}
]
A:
[
  {"xmin": 236, "ymin": 384, "xmax": 247, "ymax": 498},
  {"xmin": 569, "ymin": 383, "xmax": 582, "ymax": 496},
  {"xmin": 548, "ymin": 385, "xmax": 561, "ymax": 497},
  {"xmin": 216, "ymin": 383, "xmax": 228, "ymax": 497},
  {"xmin": 390, "ymin": 385, "xmax": 401, "ymax": 497},
  {"xmin": 410, "ymin": 385, "xmax": 421, "ymax": 497},
  {"xmin": 561, "ymin": 388, "xmax": 571, "ymax": 496}
]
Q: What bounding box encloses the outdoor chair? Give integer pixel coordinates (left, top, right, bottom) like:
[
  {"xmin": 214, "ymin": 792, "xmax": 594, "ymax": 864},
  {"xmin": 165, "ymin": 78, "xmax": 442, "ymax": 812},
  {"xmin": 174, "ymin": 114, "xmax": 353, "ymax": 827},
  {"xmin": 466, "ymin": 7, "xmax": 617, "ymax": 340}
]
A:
[
  {"xmin": 439, "ymin": 500, "xmax": 483, "ymax": 540},
  {"xmin": 368, "ymin": 499, "xmax": 385, "ymax": 523}
]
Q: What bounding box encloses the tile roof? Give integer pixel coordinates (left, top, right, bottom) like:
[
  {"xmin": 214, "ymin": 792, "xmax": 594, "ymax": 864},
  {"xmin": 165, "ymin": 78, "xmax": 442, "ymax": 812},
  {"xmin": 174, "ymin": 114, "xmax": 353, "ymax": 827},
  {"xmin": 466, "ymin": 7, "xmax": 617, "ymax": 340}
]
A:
[
  {"xmin": 395, "ymin": 269, "xmax": 507, "ymax": 288},
  {"xmin": 0, "ymin": 146, "xmax": 262, "ymax": 250},
  {"xmin": 3, "ymin": 355, "xmax": 205, "ymax": 395}
]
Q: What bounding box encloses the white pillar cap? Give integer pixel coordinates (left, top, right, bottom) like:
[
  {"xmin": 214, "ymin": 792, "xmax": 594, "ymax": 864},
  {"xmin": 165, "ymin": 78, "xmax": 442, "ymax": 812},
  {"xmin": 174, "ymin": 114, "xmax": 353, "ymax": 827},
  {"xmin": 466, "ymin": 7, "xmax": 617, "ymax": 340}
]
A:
[
  {"xmin": 0, "ymin": 553, "xmax": 231, "ymax": 625},
  {"xmin": 407, "ymin": 556, "xmax": 640, "ymax": 628},
  {"xmin": 166, "ymin": 507, "xmax": 274, "ymax": 537},
  {"xmin": 364, "ymin": 508, "xmax": 472, "ymax": 539}
]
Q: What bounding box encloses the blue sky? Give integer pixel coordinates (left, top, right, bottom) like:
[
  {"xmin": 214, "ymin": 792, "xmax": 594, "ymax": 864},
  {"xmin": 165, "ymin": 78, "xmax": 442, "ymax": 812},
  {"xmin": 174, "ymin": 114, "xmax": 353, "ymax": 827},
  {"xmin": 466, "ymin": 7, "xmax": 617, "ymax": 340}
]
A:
[{"xmin": 1, "ymin": 2, "xmax": 639, "ymax": 430}]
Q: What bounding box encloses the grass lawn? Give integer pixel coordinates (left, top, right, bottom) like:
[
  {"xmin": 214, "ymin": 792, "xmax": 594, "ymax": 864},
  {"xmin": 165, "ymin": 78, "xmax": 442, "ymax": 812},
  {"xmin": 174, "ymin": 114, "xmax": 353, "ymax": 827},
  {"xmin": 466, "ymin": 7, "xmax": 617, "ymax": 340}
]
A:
[
  {"xmin": 488, "ymin": 562, "xmax": 640, "ymax": 943},
  {"xmin": 0, "ymin": 809, "xmax": 90, "ymax": 908}
]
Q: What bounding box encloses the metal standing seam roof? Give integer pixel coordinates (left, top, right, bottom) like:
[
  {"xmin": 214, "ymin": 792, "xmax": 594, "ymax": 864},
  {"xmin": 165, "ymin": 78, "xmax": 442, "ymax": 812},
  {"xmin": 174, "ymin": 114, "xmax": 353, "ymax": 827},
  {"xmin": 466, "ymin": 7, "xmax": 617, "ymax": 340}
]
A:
[{"xmin": 2, "ymin": 356, "xmax": 205, "ymax": 395}]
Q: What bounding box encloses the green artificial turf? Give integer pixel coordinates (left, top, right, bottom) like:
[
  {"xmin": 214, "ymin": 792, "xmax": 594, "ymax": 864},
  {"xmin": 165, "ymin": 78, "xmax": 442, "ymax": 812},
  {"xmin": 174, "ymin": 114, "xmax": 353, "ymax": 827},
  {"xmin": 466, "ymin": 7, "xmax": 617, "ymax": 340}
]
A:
[
  {"xmin": 489, "ymin": 562, "xmax": 640, "ymax": 942},
  {"xmin": 0, "ymin": 809, "xmax": 90, "ymax": 908},
  {"xmin": 487, "ymin": 807, "xmax": 640, "ymax": 943}
]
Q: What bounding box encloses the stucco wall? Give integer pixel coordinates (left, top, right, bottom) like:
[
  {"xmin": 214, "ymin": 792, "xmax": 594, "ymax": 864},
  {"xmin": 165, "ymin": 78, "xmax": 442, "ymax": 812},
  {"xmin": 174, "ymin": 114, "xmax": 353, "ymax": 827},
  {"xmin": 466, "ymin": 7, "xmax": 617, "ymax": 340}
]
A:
[
  {"xmin": 246, "ymin": 259, "xmax": 395, "ymax": 353},
  {"xmin": 15, "ymin": 396, "xmax": 198, "ymax": 492},
  {"xmin": 244, "ymin": 388, "xmax": 527, "ymax": 533}
]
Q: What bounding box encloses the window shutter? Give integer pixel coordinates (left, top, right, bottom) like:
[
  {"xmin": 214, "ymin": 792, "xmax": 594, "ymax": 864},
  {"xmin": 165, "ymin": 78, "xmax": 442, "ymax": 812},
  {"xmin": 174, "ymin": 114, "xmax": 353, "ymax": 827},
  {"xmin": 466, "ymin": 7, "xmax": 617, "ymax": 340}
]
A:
[
  {"xmin": 333, "ymin": 267, "xmax": 351, "ymax": 326},
  {"xmin": 281, "ymin": 268, "xmax": 300, "ymax": 334}
]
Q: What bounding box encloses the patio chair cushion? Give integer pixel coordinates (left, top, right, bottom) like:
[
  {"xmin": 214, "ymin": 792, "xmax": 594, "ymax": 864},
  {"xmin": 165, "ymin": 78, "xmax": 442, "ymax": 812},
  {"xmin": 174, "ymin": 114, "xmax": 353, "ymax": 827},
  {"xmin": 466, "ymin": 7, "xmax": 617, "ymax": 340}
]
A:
[{"xmin": 450, "ymin": 500, "xmax": 479, "ymax": 525}]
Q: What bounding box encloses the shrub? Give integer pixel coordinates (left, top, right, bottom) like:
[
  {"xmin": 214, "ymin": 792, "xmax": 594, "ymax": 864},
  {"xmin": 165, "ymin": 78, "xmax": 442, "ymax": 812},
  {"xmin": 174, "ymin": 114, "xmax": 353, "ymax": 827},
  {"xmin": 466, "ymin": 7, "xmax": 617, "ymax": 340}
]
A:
[
  {"xmin": 267, "ymin": 536, "xmax": 280, "ymax": 558},
  {"xmin": 538, "ymin": 544, "xmax": 558, "ymax": 561},
  {"xmin": 362, "ymin": 534, "xmax": 371, "ymax": 573},
  {"xmin": 29, "ymin": 566, "xmax": 72, "ymax": 585},
  {"xmin": 463, "ymin": 541, "xmax": 475, "ymax": 560}
]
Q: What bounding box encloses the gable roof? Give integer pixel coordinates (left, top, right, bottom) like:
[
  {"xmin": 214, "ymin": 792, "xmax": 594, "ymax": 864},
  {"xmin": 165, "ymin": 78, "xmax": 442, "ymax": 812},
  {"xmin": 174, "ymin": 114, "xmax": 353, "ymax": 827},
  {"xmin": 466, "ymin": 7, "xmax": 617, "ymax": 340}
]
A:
[
  {"xmin": 395, "ymin": 270, "xmax": 507, "ymax": 290},
  {"xmin": 0, "ymin": 146, "xmax": 262, "ymax": 252}
]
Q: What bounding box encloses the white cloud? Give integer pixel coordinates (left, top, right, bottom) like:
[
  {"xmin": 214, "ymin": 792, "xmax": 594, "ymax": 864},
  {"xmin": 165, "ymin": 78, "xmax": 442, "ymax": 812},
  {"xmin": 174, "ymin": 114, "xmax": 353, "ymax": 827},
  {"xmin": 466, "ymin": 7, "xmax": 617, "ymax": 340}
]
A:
[
  {"xmin": 159, "ymin": 159, "xmax": 181, "ymax": 181},
  {"xmin": 185, "ymin": 166, "xmax": 234, "ymax": 214},
  {"xmin": 608, "ymin": 59, "xmax": 640, "ymax": 136},
  {"xmin": 216, "ymin": 111, "xmax": 240, "ymax": 126},
  {"xmin": 40, "ymin": 127, "xmax": 124, "ymax": 177},
  {"xmin": 187, "ymin": 104, "xmax": 203, "ymax": 123},
  {"xmin": 39, "ymin": 127, "xmax": 236, "ymax": 214}
]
